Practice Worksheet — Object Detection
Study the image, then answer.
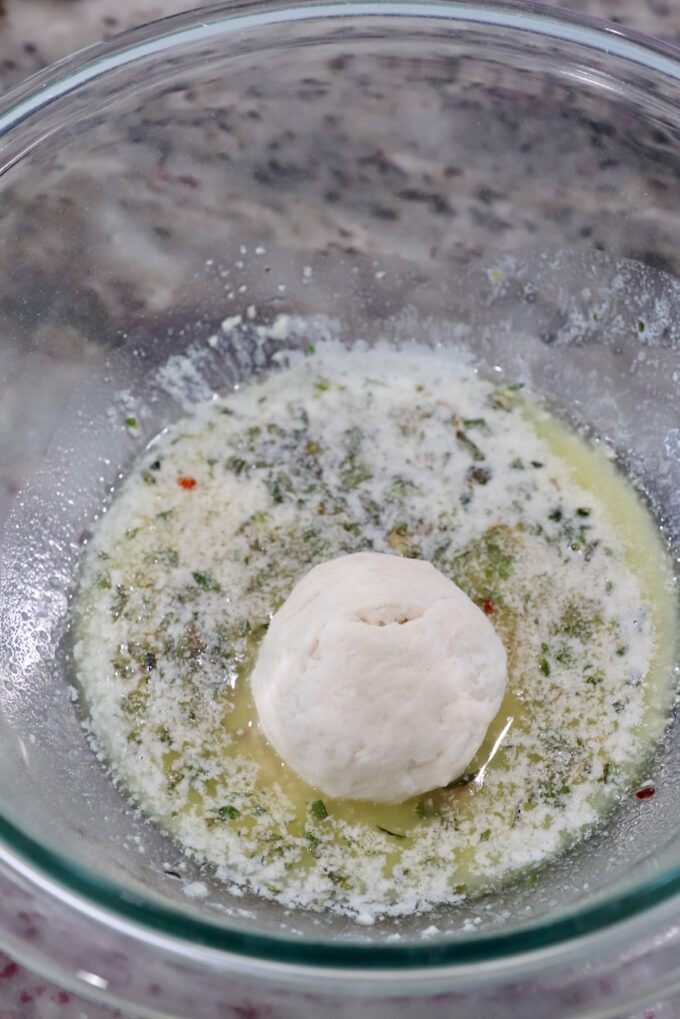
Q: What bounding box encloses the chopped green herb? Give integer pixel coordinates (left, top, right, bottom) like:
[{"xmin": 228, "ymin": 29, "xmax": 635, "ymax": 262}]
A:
[
  {"xmin": 467, "ymin": 465, "xmax": 491, "ymax": 486},
  {"xmin": 539, "ymin": 657, "xmax": 551, "ymax": 677},
  {"xmin": 360, "ymin": 494, "xmax": 381, "ymax": 525},
  {"xmin": 510, "ymin": 457, "xmax": 524, "ymax": 469},
  {"xmin": 324, "ymin": 870, "xmax": 349, "ymax": 888},
  {"xmin": 342, "ymin": 461, "xmax": 373, "ymax": 490},
  {"xmin": 576, "ymin": 507, "xmax": 591, "ymax": 518},
  {"xmin": 310, "ymin": 799, "xmax": 329, "ymax": 821},
  {"xmin": 377, "ymin": 826, "xmax": 406, "ymax": 839},
  {"xmin": 486, "ymin": 537, "xmax": 514, "ymax": 580},
  {"xmin": 315, "ymin": 378, "xmax": 335, "ymax": 393},
  {"xmin": 446, "ymin": 526, "xmax": 516, "ymax": 602},
  {"xmin": 192, "ymin": 571, "xmax": 221, "ymax": 592},
  {"xmin": 455, "ymin": 429, "xmax": 485, "ymax": 462},
  {"xmin": 109, "ymin": 585, "xmax": 129, "ymax": 621},
  {"xmin": 480, "ymin": 829, "xmax": 491, "ymax": 842},
  {"xmin": 539, "ymin": 775, "xmax": 571, "ymax": 806},
  {"xmin": 125, "ymin": 416, "xmax": 138, "ymax": 430},
  {"xmin": 268, "ymin": 473, "xmax": 294, "ymax": 504},
  {"xmin": 141, "ymin": 470, "xmax": 157, "ymax": 486},
  {"xmin": 558, "ymin": 599, "xmax": 602, "ymax": 641},
  {"xmin": 554, "ymin": 645, "xmax": 572, "ymax": 665},
  {"xmin": 226, "ymin": 456, "xmax": 248, "ymax": 476},
  {"xmin": 637, "ymin": 319, "xmax": 646, "ymax": 334},
  {"xmin": 387, "ymin": 475, "xmax": 419, "ymax": 503},
  {"xmin": 120, "ymin": 685, "xmax": 149, "ymax": 717},
  {"xmin": 387, "ymin": 521, "xmax": 421, "ymax": 559},
  {"xmin": 214, "ymin": 805, "xmax": 240, "ymax": 821},
  {"xmin": 490, "ymin": 383, "xmax": 524, "ymax": 411},
  {"xmin": 145, "ymin": 547, "xmax": 179, "ymax": 568}
]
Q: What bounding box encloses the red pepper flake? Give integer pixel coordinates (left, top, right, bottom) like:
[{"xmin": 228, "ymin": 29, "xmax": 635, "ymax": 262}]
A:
[
  {"xmin": 177, "ymin": 476, "xmax": 197, "ymax": 490},
  {"xmin": 56, "ymin": 990, "xmax": 71, "ymax": 1004},
  {"xmin": 20, "ymin": 991, "xmax": 33, "ymax": 1004},
  {"xmin": 0, "ymin": 962, "xmax": 18, "ymax": 979},
  {"xmin": 482, "ymin": 598, "xmax": 495, "ymax": 616},
  {"xmin": 634, "ymin": 784, "xmax": 655, "ymax": 800}
]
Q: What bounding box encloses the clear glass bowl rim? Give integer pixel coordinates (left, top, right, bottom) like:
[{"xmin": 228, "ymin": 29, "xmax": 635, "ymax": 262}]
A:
[{"xmin": 1, "ymin": 0, "xmax": 680, "ymax": 973}]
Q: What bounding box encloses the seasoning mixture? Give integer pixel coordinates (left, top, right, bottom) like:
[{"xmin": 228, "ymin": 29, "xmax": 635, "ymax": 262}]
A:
[{"xmin": 74, "ymin": 340, "xmax": 676, "ymax": 921}]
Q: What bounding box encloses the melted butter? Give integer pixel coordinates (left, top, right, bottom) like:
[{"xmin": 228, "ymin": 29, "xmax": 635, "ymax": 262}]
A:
[
  {"xmin": 534, "ymin": 411, "xmax": 677, "ymax": 724},
  {"xmin": 75, "ymin": 342, "xmax": 678, "ymax": 916},
  {"xmin": 205, "ymin": 411, "xmax": 675, "ymax": 847}
]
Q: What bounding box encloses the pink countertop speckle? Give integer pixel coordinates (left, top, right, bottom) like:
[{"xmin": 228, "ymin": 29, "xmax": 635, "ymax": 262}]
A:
[
  {"xmin": 0, "ymin": 2, "xmax": 679, "ymax": 1018},
  {"xmin": 0, "ymin": 951, "xmax": 123, "ymax": 1019}
]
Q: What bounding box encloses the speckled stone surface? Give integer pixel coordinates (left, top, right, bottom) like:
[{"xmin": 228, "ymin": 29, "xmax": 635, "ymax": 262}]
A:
[
  {"xmin": 0, "ymin": 2, "xmax": 679, "ymax": 1018},
  {"xmin": 0, "ymin": 0, "xmax": 679, "ymax": 96}
]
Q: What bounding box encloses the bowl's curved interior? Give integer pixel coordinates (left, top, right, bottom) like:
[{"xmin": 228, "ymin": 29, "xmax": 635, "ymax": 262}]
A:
[{"xmin": 0, "ymin": 0, "xmax": 679, "ymax": 965}]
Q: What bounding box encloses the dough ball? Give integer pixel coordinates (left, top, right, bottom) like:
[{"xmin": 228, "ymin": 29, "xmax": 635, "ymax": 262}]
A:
[{"xmin": 250, "ymin": 552, "xmax": 507, "ymax": 803}]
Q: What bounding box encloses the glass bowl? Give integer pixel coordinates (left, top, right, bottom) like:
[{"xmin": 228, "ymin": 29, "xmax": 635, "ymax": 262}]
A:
[{"xmin": 0, "ymin": 2, "xmax": 679, "ymax": 1016}]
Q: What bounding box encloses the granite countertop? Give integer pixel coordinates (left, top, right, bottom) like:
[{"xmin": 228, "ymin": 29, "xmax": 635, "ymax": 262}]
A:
[
  {"xmin": 0, "ymin": 0, "xmax": 679, "ymax": 92},
  {"xmin": 0, "ymin": 1, "xmax": 679, "ymax": 1017}
]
